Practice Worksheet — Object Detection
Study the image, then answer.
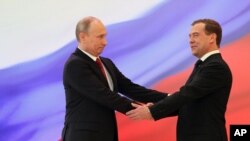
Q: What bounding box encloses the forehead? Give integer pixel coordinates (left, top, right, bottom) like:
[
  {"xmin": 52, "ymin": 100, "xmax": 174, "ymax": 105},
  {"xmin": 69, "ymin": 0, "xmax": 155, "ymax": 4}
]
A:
[
  {"xmin": 88, "ymin": 20, "xmax": 106, "ymax": 34},
  {"xmin": 190, "ymin": 23, "xmax": 205, "ymax": 34}
]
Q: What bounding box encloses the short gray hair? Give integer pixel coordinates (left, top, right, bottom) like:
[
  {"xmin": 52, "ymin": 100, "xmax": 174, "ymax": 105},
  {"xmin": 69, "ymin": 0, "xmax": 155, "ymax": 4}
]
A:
[{"xmin": 75, "ymin": 16, "xmax": 99, "ymax": 41}]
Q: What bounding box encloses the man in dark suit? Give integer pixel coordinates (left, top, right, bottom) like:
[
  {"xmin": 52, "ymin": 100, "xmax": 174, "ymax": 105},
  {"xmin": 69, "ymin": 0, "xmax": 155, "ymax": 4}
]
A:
[
  {"xmin": 126, "ymin": 19, "xmax": 232, "ymax": 141},
  {"xmin": 61, "ymin": 16, "xmax": 167, "ymax": 141}
]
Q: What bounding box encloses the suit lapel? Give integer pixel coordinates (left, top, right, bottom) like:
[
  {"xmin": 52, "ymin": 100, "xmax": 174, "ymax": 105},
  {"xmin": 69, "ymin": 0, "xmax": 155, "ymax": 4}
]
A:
[
  {"xmin": 186, "ymin": 60, "xmax": 203, "ymax": 84},
  {"xmin": 185, "ymin": 54, "xmax": 221, "ymax": 84},
  {"xmin": 74, "ymin": 48, "xmax": 109, "ymax": 87}
]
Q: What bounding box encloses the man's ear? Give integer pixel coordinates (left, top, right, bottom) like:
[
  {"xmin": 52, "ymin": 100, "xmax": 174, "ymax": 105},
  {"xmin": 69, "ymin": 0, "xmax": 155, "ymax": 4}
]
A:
[
  {"xmin": 209, "ymin": 33, "xmax": 216, "ymax": 44},
  {"xmin": 79, "ymin": 32, "xmax": 87, "ymax": 42}
]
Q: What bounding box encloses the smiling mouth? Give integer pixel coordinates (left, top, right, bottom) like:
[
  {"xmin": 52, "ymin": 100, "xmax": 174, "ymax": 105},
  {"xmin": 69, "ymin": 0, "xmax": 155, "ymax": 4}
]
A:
[{"xmin": 191, "ymin": 46, "xmax": 197, "ymax": 49}]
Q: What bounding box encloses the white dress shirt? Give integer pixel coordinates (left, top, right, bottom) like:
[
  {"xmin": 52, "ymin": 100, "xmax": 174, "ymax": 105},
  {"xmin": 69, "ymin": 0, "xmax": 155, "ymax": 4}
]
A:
[{"xmin": 200, "ymin": 50, "xmax": 220, "ymax": 61}]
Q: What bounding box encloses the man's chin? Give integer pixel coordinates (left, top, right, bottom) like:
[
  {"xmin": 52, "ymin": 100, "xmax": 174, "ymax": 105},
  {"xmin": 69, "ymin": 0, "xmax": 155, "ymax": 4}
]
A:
[
  {"xmin": 191, "ymin": 51, "xmax": 196, "ymax": 55},
  {"xmin": 192, "ymin": 52, "xmax": 199, "ymax": 57},
  {"xmin": 98, "ymin": 49, "xmax": 104, "ymax": 54},
  {"xmin": 97, "ymin": 51, "xmax": 103, "ymax": 56}
]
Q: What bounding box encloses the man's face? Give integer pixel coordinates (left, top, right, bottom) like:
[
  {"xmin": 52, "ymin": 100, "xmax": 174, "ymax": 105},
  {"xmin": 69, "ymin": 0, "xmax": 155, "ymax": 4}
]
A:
[
  {"xmin": 189, "ymin": 23, "xmax": 211, "ymax": 58},
  {"xmin": 81, "ymin": 20, "xmax": 107, "ymax": 57}
]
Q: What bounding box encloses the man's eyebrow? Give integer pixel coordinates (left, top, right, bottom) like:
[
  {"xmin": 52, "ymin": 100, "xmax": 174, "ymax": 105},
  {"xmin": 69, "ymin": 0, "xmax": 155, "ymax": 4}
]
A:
[{"xmin": 189, "ymin": 32, "xmax": 199, "ymax": 36}]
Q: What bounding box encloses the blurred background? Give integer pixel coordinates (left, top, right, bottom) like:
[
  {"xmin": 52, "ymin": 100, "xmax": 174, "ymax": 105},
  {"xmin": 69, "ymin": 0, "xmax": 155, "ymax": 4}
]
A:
[{"xmin": 0, "ymin": 0, "xmax": 249, "ymax": 141}]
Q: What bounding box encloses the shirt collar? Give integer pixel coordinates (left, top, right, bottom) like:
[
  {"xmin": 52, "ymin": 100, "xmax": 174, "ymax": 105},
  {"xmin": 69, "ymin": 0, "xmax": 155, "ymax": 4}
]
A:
[
  {"xmin": 78, "ymin": 46, "xmax": 98, "ymax": 61},
  {"xmin": 200, "ymin": 50, "xmax": 220, "ymax": 61}
]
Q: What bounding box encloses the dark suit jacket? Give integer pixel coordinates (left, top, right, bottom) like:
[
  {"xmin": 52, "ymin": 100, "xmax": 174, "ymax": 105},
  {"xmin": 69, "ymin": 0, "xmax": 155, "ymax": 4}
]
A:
[
  {"xmin": 62, "ymin": 48, "xmax": 166, "ymax": 141},
  {"xmin": 150, "ymin": 53, "xmax": 232, "ymax": 141}
]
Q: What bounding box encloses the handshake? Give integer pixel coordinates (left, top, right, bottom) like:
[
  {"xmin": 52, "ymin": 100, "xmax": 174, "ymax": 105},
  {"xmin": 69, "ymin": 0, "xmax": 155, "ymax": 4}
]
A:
[{"xmin": 126, "ymin": 102, "xmax": 154, "ymax": 120}]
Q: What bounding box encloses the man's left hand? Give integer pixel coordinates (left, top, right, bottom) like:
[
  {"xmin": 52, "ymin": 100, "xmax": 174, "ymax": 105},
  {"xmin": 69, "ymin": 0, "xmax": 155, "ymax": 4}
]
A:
[{"xmin": 126, "ymin": 103, "xmax": 154, "ymax": 120}]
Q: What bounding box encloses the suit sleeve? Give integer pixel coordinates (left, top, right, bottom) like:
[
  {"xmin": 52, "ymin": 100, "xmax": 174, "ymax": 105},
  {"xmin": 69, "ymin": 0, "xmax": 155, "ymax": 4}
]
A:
[
  {"xmin": 107, "ymin": 59, "xmax": 167, "ymax": 103},
  {"xmin": 64, "ymin": 59, "xmax": 133, "ymax": 114},
  {"xmin": 150, "ymin": 62, "xmax": 232, "ymax": 120}
]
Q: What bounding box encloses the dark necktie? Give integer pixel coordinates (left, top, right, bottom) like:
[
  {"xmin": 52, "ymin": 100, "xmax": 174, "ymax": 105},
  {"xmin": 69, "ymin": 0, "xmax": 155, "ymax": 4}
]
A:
[
  {"xmin": 186, "ymin": 59, "xmax": 203, "ymax": 84},
  {"xmin": 96, "ymin": 58, "xmax": 107, "ymax": 80},
  {"xmin": 195, "ymin": 59, "xmax": 202, "ymax": 69}
]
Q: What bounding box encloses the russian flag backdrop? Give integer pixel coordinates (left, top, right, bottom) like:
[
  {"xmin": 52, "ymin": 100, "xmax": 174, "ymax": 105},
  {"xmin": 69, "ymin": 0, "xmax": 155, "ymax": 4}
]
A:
[{"xmin": 0, "ymin": 0, "xmax": 249, "ymax": 141}]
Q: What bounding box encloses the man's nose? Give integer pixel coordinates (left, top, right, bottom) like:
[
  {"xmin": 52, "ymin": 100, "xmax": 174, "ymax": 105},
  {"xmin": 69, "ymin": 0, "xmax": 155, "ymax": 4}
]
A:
[
  {"xmin": 189, "ymin": 37, "xmax": 194, "ymax": 44},
  {"xmin": 103, "ymin": 38, "xmax": 107, "ymax": 46}
]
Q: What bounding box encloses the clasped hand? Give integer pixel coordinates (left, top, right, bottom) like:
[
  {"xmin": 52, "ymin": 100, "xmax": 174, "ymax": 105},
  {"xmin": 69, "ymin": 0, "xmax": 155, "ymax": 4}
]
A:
[{"xmin": 126, "ymin": 102, "xmax": 154, "ymax": 120}]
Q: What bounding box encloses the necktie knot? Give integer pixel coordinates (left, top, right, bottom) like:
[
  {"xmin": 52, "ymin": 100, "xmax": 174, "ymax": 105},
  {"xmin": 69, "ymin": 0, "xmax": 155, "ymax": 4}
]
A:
[
  {"xmin": 95, "ymin": 58, "xmax": 102, "ymax": 66},
  {"xmin": 195, "ymin": 59, "xmax": 203, "ymax": 68}
]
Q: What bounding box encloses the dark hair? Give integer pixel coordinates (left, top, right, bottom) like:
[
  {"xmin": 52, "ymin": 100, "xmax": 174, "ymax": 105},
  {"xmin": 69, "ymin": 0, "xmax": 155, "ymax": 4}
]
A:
[
  {"xmin": 75, "ymin": 16, "xmax": 99, "ymax": 41},
  {"xmin": 192, "ymin": 19, "xmax": 222, "ymax": 47}
]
